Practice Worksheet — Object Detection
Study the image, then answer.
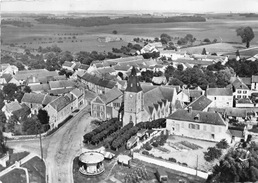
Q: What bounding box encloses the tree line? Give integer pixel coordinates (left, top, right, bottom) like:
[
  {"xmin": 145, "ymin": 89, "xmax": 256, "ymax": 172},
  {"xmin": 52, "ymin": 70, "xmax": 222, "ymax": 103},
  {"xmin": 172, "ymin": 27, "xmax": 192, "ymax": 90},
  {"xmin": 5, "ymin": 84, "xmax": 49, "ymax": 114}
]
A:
[{"xmin": 35, "ymin": 16, "xmax": 206, "ymax": 27}]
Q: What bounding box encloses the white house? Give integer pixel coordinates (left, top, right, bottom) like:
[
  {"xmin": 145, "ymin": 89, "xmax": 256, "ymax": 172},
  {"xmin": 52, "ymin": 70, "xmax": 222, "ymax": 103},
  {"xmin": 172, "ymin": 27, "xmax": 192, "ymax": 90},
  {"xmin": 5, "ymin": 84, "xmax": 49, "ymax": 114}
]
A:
[
  {"xmin": 251, "ymin": 75, "xmax": 258, "ymax": 90},
  {"xmin": 206, "ymin": 88, "xmax": 233, "ymax": 108},
  {"xmin": 166, "ymin": 108, "xmax": 231, "ymax": 142}
]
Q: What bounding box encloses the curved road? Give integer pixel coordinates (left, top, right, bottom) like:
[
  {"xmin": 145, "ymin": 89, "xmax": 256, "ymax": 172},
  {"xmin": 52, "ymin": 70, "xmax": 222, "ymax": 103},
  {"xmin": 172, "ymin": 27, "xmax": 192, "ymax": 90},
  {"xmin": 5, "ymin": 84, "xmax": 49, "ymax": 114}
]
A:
[{"xmin": 7, "ymin": 105, "xmax": 94, "ymax": 183}]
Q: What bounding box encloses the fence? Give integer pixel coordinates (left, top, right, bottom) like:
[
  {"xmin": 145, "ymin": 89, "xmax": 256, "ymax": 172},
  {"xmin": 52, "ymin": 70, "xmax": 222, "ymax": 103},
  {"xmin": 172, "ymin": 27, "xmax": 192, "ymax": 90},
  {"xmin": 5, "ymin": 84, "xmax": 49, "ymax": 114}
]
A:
[
  {"xmin": 133, "ymin": 153, "xmax": 209, "ymax": 179},
  {"xmin": 3, "ymin": 131, "xmax": 49, "ymax": 140}
]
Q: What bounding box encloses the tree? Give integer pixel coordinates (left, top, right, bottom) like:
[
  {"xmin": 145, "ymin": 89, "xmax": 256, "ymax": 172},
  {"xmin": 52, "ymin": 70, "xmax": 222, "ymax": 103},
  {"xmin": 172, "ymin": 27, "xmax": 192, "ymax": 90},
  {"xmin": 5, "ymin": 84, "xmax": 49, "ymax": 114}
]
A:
[
  {"xmin": 216, "ymin": 139, "xmax": 229, "ymax": 149},
  {"xmin": 15, "ymin": 62, "xmax": 25, "ymax": 71},
  {"xmin": 113, "ymin": 30, "xmax": 118, "ymax": 34},
  {"xmin": 22, "ymin": 116, "xmax": 41, "ymax": 135},
  {"xmin": 236, "ymin": 26, "xmax": 255, "ymax": 48},
  {"xmin": 204, "ymin": 147, "xmax": 222, "ymax": 162},
  {"xmin": 23, "ymin": 86, "xmax": 31, "ymax": 93},
  {"xmin": 203, "ymin": 38, "xmax": 211, "ymax": 43},
  {"xmin": 0, "ymin": 111, "xmax": 7, "ymax": 127},
  {"xmin": 202, "ymin": 48, "xmax": 207, "ymax": 55},
  {"xmin": 37, "ymin": 109, "xmax": 49, "ymax": 125},
  {"xmin": 3, "ymin": 83, "xmax": 18, "ymax": 100}
]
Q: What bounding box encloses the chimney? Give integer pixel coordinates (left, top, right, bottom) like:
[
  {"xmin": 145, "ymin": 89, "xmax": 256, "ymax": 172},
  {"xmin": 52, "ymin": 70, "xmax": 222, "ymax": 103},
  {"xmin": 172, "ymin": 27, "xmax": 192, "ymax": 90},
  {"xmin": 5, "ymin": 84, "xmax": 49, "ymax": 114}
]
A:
[{"xmin": 188, "ymin": 106, "xmax": 192, "ymax": 113}]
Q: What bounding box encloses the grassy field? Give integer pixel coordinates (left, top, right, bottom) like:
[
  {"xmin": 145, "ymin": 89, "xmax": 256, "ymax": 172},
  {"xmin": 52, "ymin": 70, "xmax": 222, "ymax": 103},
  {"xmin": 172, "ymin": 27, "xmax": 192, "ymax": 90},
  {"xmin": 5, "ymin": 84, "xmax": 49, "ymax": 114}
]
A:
[
  {"xmin": 0, "ymin": 168, "xmax": 27, "ymax": 183},
  {"xmin": 2, "ymin": 18, "xmax": 258, "ymax": 53},
  {"xmin": 22, "ymin": 156, "xmax": 46, "ymax": 183}
]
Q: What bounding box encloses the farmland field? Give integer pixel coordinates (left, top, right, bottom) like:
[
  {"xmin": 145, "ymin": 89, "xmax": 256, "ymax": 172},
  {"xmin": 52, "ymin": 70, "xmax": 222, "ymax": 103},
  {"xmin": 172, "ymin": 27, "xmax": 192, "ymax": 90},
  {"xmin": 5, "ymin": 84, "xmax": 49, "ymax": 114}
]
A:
[{"xmin": 1, "ymin": 18, "xmax": 258, "ymax": 53}]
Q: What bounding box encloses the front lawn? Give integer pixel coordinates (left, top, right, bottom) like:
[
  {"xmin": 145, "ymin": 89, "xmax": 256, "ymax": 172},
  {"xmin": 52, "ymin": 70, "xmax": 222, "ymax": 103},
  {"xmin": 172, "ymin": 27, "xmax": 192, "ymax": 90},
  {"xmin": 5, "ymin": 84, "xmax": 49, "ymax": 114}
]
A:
[
  {"xmin": 22, "ymin": 156, "xmax": 46, "ymax": 183},
  {"xmin": 0, "ymin": 168, "xmax": 27, "ymax": 183}
]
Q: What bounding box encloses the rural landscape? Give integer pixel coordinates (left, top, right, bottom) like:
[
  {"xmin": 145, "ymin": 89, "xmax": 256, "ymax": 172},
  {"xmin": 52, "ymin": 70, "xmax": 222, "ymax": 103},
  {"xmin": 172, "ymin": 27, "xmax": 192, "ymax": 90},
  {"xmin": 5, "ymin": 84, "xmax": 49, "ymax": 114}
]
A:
[{"xmin": 1, "ymin": 0, "xmax": 258, "ymax": 183}]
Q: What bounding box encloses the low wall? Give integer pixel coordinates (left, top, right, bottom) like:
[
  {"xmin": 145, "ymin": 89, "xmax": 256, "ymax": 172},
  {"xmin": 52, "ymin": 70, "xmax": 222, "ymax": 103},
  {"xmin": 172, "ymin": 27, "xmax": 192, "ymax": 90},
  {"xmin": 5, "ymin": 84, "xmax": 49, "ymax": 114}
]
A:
[
  {"xmin": 3, "ymin": 131, "xmax": 48, "ymax": 140},
  {"xmin": 133, "ymin": 153, "xmax": 209, "ymax": 179}
]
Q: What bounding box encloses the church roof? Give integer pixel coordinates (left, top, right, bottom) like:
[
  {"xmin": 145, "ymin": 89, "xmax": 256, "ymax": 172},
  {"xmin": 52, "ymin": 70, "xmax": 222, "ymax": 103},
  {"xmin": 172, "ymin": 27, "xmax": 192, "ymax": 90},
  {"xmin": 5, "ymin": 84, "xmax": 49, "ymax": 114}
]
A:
[{"xmin": 125, "ymin": 66, "xmax": 142, "ymax": 93}]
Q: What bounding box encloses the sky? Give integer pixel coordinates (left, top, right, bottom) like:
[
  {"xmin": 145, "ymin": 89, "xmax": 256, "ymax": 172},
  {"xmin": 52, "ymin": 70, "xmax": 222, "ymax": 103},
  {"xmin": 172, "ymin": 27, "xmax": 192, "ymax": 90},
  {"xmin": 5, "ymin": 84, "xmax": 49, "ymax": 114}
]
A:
[{"xmin": 1, "ymin": 0, "xmax": 258, "ymax": 13}]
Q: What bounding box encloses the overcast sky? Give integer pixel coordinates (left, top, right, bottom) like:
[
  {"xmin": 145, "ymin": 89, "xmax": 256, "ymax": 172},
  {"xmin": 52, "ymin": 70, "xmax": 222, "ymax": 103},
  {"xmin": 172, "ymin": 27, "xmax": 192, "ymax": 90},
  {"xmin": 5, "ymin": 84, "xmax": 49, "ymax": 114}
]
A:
[{"xmin": 2, "ymin": 0, "xmax": 258, "ymax": 13}]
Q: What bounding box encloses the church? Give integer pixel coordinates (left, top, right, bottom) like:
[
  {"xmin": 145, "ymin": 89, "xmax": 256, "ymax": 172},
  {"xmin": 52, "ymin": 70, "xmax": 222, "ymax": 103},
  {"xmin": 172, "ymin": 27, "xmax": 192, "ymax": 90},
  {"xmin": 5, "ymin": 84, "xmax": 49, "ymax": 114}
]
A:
[{"xmin": 123, "ymin": 67, "xmax": 177, "ymax": 126}]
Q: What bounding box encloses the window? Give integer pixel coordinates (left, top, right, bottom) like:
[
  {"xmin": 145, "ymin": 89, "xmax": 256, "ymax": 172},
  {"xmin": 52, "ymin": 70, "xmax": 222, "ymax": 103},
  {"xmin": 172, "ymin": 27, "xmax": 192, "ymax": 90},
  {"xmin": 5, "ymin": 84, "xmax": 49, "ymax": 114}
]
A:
[
  {"xmin": 243, "ymin": 91, "xmax": 247, "ymax": 94},
  {"xmin": 130, "ymin": 115, "xmax": 132, "ymax": 122},
  {"xmin": 237, "ymin": 95, "xmax": 241, "ymax": 98},
  {"xmin": 214, "ymin": 97, "xmax": 216, "ymax": 100},
  {"xmin": 100, "ymin": 106, "xmax": 104, "ymax": 111},
  {"xmin": 237, "ymin": 90, "xmax": 241, "ymax": 94},
  {"xmin": 243, "ymin": 96, "xmax": 247, "ymax": 98},
  {"xmin": 93, "ymin": 105, "xmax": 97, "ymax": 110},
  {"xmin": 195, "ymin": 124, "xmax": 200, "ymax": 130},
  {"xmin": 113, "ymin": 103, "xmax": 120, "ymax": 108}
]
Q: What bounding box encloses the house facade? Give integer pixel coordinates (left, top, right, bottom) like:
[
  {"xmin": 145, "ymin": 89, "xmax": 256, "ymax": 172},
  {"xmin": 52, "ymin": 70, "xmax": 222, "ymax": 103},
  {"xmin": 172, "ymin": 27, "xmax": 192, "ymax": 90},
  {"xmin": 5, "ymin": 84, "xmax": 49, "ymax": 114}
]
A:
[
  {"xmin": 91, "ymin": 88, "xmax": 123, "ymax": 120},
  {"xmin": 231, "ymin": 77, "xmax": 250, "ymax": 99},
  {"xmin": 166, "ymin": 108, "xmax": 231, "ymax": 142},
  {"xmin": 70, "ymin": 88, "xmax": 85, "ymax": 110},
  {"xmin": 206, "ymin": 88, "xmax": 233, "ymax": 108},
  {"xmin": 44, "ymin": 95, "xmax": 74, "ymax": 129}
]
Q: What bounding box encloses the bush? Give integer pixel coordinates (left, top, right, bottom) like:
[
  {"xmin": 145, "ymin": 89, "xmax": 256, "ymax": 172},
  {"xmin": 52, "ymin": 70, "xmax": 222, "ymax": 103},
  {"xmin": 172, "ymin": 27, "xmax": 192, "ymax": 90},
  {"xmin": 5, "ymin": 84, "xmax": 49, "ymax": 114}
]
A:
[
  {"xmin": 182, "ymin": 163, "xmax": 188, "ymax": 167},
  {"xmin": 142, "ymin": 151, "xmax": 149, "ymax": 155},
  {"xmin": 145, "ymin": 143, "xmax": 152, "ymax": 151},
  {"xmin": 168, "ymin": 157, "xmax": 177, "ymax": 163},
  {"xmin": 152, "ymin": 142, "xmax": 159, "ymax": 147},
  {"xmin": 216, "ymin": 139, "xmax": 229, "ymax": 149},
  {"xmin": 203, "ymin": 38, "xmax": 211, "ymax": 43},
  {"xmin": 204, "ymin": 147, "xmax": 222, "ymax": 162}
]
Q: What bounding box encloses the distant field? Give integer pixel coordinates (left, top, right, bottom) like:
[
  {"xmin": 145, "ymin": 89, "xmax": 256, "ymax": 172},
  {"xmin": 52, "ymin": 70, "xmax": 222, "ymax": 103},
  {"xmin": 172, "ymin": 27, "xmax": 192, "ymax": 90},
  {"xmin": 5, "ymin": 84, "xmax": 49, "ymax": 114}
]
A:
[
  {"xmin": 2, "ymin": 18, "xmax": 258, "ymax": 53},
  {"xmin": 181, "ymin": 43, "xmax": 247, "ymax": 55}
]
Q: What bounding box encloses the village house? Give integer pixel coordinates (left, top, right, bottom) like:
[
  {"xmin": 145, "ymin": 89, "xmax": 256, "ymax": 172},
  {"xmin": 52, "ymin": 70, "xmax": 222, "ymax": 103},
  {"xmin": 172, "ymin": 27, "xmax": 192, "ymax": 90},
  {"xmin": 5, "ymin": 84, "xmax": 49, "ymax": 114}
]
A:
[
  {"xmin": 78, "ymin": 64, "xmax": 90, "ymax": 72},
  {"xmin": 166, "ymin": 108, "xmax": 231, "ymax": 142},
  {"xmin": 0, "ymin": 64, "xmax": 19, "ymax": 76},
  {"xmin": 62, "ymin": 61, "xmax": 76, "ymax": 71},
  {"xmin": 229, "ymin": 77, "xmax": 250, "ymax": 99},
  {"xmin": 91, "ymin": 88, "xmax": 123, "ymax": 120},
  {"xmin": 29, "ymin": 84, "xmax": 51, "ymax": 94},
  {"xmin": 177, "ymin": 88, "xmax": 204, "ymax": 105},
  {"xmin": 2, "ymin": 100, "xmax": 23, "ymax": 120},
  {"xmin": 159, "ymin": 50, "xmax": 186, "ymax": 60},
  {"xmin": 235, "ymin": 98, "xmax": 255, "ymax": 108},
  {"xmin": 206, "ymin": 88, "xmax": 233, "ymax": 108},
  {"xmin": 21, "ymin": 93, "xmax": 57, "ymax": 114},
  {"xmin": 78, "ymin": 72, "xmax": 117, "ymax": 94},
  {"xmin": 44, "ymin": 95, "xmax": 74, "ymax": 129},
  {"xmin": 70, "ymin": 88, "xmax": 85, "ymax": 110},
  {"xmin": 140, "ymin": 42, "xmax": 163, "ymax": 54}
]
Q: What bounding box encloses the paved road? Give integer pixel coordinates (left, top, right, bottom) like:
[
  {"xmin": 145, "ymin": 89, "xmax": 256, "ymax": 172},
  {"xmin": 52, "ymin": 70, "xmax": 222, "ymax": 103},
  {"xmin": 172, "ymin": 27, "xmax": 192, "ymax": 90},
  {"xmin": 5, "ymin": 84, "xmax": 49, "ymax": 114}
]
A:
[{"xmin": 7, "ymin": 105, "xmax": 94, "ymax": 183}]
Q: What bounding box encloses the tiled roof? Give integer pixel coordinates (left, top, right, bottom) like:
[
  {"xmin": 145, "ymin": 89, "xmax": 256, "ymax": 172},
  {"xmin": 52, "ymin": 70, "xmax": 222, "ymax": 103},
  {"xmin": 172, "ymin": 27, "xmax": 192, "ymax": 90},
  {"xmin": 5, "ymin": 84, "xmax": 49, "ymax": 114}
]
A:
[
  {"xmin": 152, "ymin": 76, "xmax": 167, "ymax": 85},
  {"xmin": 239, "ymin": 77, "xmax": 251, "ymax": 85},
  {"xmin": 125, "ymin": 67, "xmax": 142, "ymax": 92},
  {"xmin": 78, "ymin": 64, "xmax": 89, "ymax": 70},
  {"xmin": 252, "ymin": 75, "xmax": 258, "ymax": 83},
  {"xmin": 49, "ymin": 80, "xmax": 75, "ymax": 89},
  {"xmin": 167, "ymin": 109, "xmax": 226, "ymax": 126},
  {"xmin": 5, "ymin": 101, "xmax": 22, "ymax": 113},
  {"xmin": 49, "ymin": 95, "xmax": 72, "ymax": 112},
  {"xmin": 21, "ymin": 93, "xmax": 45, "ymax": 104},
  {"xmin": 1, "ymin": 74, "xmax": 12, "ymax": 83},
  {"xmin": 73, "ymin": 62, "xmax": 81, "ymax": 70},
  {"xmin": 62, "ymin": 61, "xmax": 74, "ymax": 67},
  {"xmin": 206, "ymin": 88, "xmax": 233, "ymax": 96},
  {"xmin": 30, "ymin": 84, "xmax": 50, "ymax": 92},
  {"xmin": 225, "ymin": 108, "xmax": 247, "ymax": 118},
  {"xmin": 173, "ymin": 59, "xmax": 214, "ymax": 66},
  {"xmin": 80, "ymin": 73, "xmax": 116, "ymax": 89},
  {"xmin": 186, "ymin": 95, "xmax": 212, "ymax": 111},
  {"xmin": 12, "ymin": 103, "xmax": 31, "ymax": 119},
  {"xmin": 97, "ymin": 67, "xmax": 116, "ymax": 75},
  {"xmin": 232, "ymin": 78, "xmax": 249, "ymax": 90},
  {"xmin": 48, "ymin": 88, "xmax": 75, "ymax": 96},
  {"xmin": 70, "ymin": 88, "xmax": 83, "ymax": 98},
  {"xmin": 182, "ymin": 89, "xmax": 204, "ymax": 98},
  {"xmin": 98, "ymin": 88, "xmax": 123, "ymax": 105},
  {"xmin": 15, "ymin": 69, "xmax": 58, "ymax": 81},
  {"xmin": 229, "ymin": 129, "xmax": 244, "ymax": 138}
]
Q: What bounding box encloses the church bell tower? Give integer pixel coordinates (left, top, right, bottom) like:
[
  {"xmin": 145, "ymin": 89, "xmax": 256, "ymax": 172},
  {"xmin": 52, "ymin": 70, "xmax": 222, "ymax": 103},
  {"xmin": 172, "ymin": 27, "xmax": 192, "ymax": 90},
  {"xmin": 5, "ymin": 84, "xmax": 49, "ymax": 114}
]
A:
[{"xmin": 123, "ymin": 66, "xmax": 143, "ymax": 126}]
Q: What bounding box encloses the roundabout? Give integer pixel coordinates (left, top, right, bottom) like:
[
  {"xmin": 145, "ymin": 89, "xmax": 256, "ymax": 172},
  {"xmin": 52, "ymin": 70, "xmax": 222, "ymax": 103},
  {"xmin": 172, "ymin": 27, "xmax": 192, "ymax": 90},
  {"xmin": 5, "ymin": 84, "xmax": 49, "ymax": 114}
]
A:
[{"xmin": 78, "ymin": 151, "xmax": 105, "ymax": 176}]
